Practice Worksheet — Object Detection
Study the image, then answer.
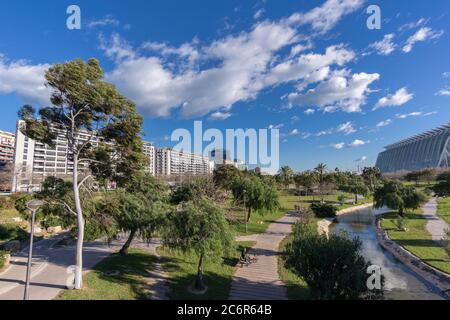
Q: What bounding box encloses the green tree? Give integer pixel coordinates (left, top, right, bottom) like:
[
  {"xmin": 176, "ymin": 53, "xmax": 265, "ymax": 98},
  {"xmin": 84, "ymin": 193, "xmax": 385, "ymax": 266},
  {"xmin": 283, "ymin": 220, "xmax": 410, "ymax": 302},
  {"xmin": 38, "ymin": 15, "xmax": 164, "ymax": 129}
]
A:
[
  {"xmin": 113, "ymin": 173, "xmax": 169, "ymax": 255},
  {"xmin": 231, "ymin": 176, "xmax": 279, "ymax": 223},
  {"xmin": 373, "ymin": 181, "xmax": 426, "ymax": 216},
  {"xmin": 293, "ymin": 171, "xmax": 318, "ymax": 197},
  {"xmin": 18, "ymin": 58, "xmax": 146, "ymax": 289},
  {"xmin": 339, "ymin": 174, "xmax": 369, "ymax": 204},
  {"xmin": 171, "ymin": 177, "xmax": 222, "ymax": 205},
  {"xmin": 284, "ymin": 222, "xmax": 383, "ymax": 300},
  {"xmin": 314, "ymin": 163, "xmax": 328, "ymax": 203},
  {"xmin": 433, "ymin": 171, "xmax": 450, "ymax": 197},
  {"xmin": 277, "ymin": 166, "xmax": 294, "ymax": 190},
  {"xmin": 213, "ymin": 165, "xmax": 241, "ymax": 190},
  {"xmin": 162, "ymin": 200, "xmax": 234, "ymax": 291},
  {"xmin": 361, "ymin": 167, "xmax": 381, "ymax": 192}
]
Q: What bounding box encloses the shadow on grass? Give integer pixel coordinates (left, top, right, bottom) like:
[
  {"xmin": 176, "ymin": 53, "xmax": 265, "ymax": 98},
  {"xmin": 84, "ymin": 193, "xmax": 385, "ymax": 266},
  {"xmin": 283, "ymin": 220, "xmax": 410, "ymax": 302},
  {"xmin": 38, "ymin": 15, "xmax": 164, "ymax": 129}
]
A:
[{"xmin": 59, "ymin": 249, "xmax": 158, "ymax": 300}]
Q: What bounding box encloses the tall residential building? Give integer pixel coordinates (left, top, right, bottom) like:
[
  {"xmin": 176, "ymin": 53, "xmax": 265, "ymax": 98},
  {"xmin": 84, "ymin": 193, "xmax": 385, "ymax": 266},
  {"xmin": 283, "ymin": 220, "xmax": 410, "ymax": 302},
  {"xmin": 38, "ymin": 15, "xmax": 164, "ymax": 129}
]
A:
[
  {"xmin": 0, "ymin": 130, "xmax": 15, "ymax": 166},
  {"xmin": 143, "ymin": 141, "xmax": 156, "ymax": 176},
  {"xmin": 12, "ymin": 120, "xmax": 97, "ymax": 192},
  {"xmin": 376, "ymin": 123, "xmax": 450, "ymax": 174},
  {"xmin": 156, "ymin": 148, "xmax": 212, "ymax": 177}
]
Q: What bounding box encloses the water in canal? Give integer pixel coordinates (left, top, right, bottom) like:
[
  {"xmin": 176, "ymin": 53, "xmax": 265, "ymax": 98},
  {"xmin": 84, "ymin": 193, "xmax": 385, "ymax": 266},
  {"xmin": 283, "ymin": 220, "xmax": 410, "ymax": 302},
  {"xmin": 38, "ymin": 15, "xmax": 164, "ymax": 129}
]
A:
[{"xmin": 330, "ymin": 206, "xmax": 446, "ymax": 300}]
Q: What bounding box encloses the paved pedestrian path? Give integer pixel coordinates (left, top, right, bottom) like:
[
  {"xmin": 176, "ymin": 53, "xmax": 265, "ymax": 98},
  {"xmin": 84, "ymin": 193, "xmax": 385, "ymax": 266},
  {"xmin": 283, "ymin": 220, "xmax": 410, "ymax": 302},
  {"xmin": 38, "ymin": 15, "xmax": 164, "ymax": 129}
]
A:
[
  {"xmin": 0, "ymin": 235, "xmax": 169, "ymax": 300},
  {"xmin": 229, "ymin": 213, "xmax": 298, "ymax": 300},
  {"xmin": 423, "ymin": 198, "xmax": 449, "ymax": 243}
]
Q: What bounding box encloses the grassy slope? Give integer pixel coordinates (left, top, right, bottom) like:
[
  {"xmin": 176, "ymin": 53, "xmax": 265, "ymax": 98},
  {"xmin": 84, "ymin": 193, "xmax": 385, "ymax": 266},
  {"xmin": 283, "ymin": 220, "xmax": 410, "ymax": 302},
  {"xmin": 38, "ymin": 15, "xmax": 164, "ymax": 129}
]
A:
[
  {"xmin": 381, "ymin": 210, "xmax": 450, "ymax": 274},
  {"xmin": 157, "ymin": 241, "xmax": 255, "ymax": 300},
  {"xmin": 58, "ymin": 248, "xmax": 157, "ymax": 300},
  {"xmin": 437, "ymin": 197, "xmax": 450, "ymax": 226}
]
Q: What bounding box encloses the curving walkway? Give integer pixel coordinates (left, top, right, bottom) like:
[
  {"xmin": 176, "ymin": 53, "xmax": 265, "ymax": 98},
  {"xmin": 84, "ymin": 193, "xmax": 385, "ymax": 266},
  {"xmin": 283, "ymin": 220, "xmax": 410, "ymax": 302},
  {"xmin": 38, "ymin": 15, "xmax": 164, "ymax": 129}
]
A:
[
  {"xmin": 423, "ymin": 198, "xmax": 449, "ymax": 243},
  {"xmin": 229, "ymin": 213, "xmax": 298, "ymax": 300}
]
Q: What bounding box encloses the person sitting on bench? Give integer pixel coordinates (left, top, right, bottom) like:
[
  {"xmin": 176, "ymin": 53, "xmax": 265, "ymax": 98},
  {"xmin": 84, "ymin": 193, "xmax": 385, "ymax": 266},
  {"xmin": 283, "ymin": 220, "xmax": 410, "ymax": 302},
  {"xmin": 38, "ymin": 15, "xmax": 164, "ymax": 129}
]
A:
[{"xmin": 239, "ymin": 248, "xmax": 252, "ymax": 267}]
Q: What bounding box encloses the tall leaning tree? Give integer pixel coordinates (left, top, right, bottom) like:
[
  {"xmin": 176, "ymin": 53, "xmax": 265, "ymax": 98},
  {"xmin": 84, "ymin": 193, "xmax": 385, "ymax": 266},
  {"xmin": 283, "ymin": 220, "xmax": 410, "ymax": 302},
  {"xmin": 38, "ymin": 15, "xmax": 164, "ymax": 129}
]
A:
[{"xmin": 18, "ymin": 58, "xmax": 145, "ymax": 289}]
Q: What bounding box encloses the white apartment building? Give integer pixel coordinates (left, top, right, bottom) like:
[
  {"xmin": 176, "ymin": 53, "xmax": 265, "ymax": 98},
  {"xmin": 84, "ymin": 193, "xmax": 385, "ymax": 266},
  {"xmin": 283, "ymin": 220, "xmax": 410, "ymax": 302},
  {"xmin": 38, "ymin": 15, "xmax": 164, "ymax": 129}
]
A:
[
  {"xmin": 0, "ymin": 130, "xmax": 15, "ymax": 165},
  {"xmin": 12, "ymin": 120, "xmax": 98, "ymax": 192},
  {"xmin": 12, "ymin": 120, "xmax": 212, "ymax": 192},
  {"xmin": 143, "ymin": 141, "xmax": 156, "ymax": 176},
  {"xmin": 156, "ymin": 148, "xmax": 212, "ymax": 177}
]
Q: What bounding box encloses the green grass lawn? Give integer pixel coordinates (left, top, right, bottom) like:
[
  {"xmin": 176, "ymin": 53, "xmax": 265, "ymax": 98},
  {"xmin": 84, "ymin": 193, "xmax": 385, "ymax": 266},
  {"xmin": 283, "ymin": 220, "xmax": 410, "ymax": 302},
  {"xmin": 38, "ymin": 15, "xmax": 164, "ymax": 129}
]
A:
[
  {"xmin": 437, "ymin": 197, "xmax": 450, "ymax": 226},
  {"xmin": 380, "ymin": 210, "xmax": 450, "ymax": 274},
  {"xmin": 58, "ymin": 248, "xmax": 157, "ymax": 300},
  {"xmin": 157, "ymin": 241, "xmax": 255, "ymax": 300},
  {"xmin": 278, "ymin": 235, "xmax": 310, "ymax": 300}
]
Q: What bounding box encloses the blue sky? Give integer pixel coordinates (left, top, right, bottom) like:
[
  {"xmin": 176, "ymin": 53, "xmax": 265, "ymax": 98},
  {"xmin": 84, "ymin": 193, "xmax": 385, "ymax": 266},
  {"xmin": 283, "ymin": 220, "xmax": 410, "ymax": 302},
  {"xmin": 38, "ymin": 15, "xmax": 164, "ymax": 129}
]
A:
[{"xmin": 0, "ymin": 0, "xmax": 449, "ymax": 172}]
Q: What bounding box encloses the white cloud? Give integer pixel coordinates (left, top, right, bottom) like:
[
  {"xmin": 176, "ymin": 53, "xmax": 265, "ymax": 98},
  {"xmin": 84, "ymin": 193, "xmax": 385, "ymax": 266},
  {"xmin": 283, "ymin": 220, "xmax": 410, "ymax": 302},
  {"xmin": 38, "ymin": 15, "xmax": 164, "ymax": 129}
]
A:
[
  {"xmin": 436, "ymin": 88, "xmax": 450, "ymax": 96},
  {"xmin": 396, "ymin": 111, "xmax": 437, "ymax": 119},
  {"xmin": 355, "ymin": 155, "xmax": 367, "ymax": 162},
  {"xmin": 0, "ymin": 56, "xmax": 50, "ymax": 105},
  {"xmin": 442, "ymin": 72, "xmax": 450, "ymax": 79},
  {"xmin": 398, "ymin": 18, "xmax": 427, "ymax": 32},
  {"xmin": 349, "ymin": 139, "xmax": 366, "ymax": 147},
  {"xmin": 105, "ymin": 27, "xmax": 356, "ymax": 117},
  {"xmin": 331, "ymin": 142, "xmax": 345, "ymax": 149},
  {"xmin": 209, "ymin": 111, "xmax": 232, "ymax": 120},
  {"xmin": 402, "ymin": 27, "xmax": 444, "ymax": 53},
  {"xmin": 370, "ymin": 34, "xmax": 397, "ymax": 55},
  {"xmin": 287, "ymin": 0, "xmax": 365, "ymax": 33},
  {"xmin": 268, "ymin": 124, "xmax": 284, "ymax": 130},
  {"xmin": 88, "ymin": 16, "xmax": 120, "ymax": 28},
  {"xmin": 304, "ymin": 108, "xmax": 315, "ymax": 115},
  {"xmin": 288, "ymin": 71, "xmax": 380, "ymax": 113},
  {"xmin": 376, "ymin": 119, "xmax": 392, "ymax": 127},
  {"xmin": 374, "ymin": 87, "xmax": 413, "ymax": 110},
  {"xmin": 289, "ymin": 129, "xmax": 300, "ymax": 136},
  {"xmin": 254, "ymin": 9, "xmax": 265, "ymax": 20},
  {"xmin": 336, "ymin": 121, "xmax": 356, "ymax": 135}
]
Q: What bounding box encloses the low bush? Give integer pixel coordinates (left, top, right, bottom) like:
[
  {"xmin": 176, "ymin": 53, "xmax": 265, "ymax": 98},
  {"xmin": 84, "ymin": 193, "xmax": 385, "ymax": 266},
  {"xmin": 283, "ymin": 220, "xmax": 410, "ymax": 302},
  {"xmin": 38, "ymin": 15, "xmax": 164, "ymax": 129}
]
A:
[
  {"xmin": 311, "ymin": 203, "xmax": 337, "ymax": 218},
  {"xmin": 0, "ymin": 250, "xmax": 9, "ymax": 269},
  {"xmin": 0, "ymin": 224, "xmax": 28, "ymax": 242}
]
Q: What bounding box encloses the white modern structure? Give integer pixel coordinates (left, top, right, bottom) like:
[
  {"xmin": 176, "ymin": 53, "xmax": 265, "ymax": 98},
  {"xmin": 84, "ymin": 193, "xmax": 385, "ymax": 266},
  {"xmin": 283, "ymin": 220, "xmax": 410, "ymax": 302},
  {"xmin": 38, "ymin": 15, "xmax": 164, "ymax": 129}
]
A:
[
  {"xmin": 376, "ymin": 123, "xmax": 450, "ymax": 174},
  {"xmin": 156, "ymin": 148, "xmax": 212, "ymax": 177}
]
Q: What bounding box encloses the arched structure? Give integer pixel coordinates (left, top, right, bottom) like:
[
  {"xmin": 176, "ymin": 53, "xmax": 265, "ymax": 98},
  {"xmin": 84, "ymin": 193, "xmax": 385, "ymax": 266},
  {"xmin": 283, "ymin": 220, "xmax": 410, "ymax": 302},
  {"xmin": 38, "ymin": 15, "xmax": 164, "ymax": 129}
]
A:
[{"xmin": 376, "ymin": 124, "xmax": 450, "ymax": 174}]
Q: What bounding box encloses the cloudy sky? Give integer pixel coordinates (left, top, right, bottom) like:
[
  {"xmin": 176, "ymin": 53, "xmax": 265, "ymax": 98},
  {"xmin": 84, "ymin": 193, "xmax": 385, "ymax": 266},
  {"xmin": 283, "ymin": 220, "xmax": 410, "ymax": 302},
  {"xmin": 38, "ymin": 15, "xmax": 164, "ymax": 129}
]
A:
[{"xmin": 0, "ymin": 0, "xmax": 449, "ymax": 171}]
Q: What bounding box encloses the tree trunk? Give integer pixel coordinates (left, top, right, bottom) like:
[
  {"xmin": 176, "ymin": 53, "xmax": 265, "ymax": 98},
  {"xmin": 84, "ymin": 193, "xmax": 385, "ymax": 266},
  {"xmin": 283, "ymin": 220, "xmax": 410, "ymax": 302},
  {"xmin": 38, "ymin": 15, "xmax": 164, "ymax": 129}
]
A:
[
  {"xmin": 246, "ymin": 207, "xmax": 252, "ymax": 223},
  {"xmin": 354, "ymin": 193, "xmax": 358, "ymax": 204},
  {"xmin": 120, "ymin": 229, "xmax": 136, "ymax": 256},
  {"xmin": 195, "ymin": 253, "xmax": 205, "ymax": 291},
  {"xmin": 73, "ymin": 156, "xmax": 85, "ymax": 290}
]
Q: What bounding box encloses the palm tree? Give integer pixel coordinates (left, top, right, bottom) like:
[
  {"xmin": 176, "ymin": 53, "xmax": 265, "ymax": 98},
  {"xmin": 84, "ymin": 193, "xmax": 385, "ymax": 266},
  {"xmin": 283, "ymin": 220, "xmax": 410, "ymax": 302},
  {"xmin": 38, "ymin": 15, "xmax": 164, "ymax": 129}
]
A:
[
  {"xmin": 314, "ymin": 163, "xmax": 327, "ymax": 203},
  {"xmin": 278, "ymin": 166, "xmax": 294, "ymax": 190},
  {"xmin": 361, "ymin": 167, "xmax": 381, "ymax": 192}
]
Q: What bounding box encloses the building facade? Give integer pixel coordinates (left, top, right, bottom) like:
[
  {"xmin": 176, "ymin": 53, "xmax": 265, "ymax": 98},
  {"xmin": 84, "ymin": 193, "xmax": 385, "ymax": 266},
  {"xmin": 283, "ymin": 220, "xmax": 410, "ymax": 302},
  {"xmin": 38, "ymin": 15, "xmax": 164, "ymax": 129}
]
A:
[
  {"xmin": 376, "ymin": 124, "xmax": 450, "ymax": 174},
  {"xmin": 0, "ymin": 130, "xmax": 15, "ymax": 166},
  {"xmin": 12, "ymin": 120, "xmax": 213, "ymax": 192},
  {"xmin": 143, "ymin": 141, "xmax": 156, "ymax": 176},
  {"xmin": 12, "ymin": 120, "xmax": 96, "ymax": 192},
  {"xmin": 156, "ymin": 148, "xmax": 212, "ymax": 177}
]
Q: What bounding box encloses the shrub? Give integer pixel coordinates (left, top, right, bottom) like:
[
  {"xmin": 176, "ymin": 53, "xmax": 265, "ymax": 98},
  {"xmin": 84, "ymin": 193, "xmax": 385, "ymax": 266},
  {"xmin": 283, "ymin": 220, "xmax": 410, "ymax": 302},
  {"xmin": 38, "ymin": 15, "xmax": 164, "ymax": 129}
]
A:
[
  {"xmin": 0, "ymin": 250, "xmax": 8, "ymax": 269},
  {"xmin": 41, "ymin": 215, "xmax": 66, "ymax": 230},
  {"xmin": 284, "ymin": 223, "xmax": 383, "ymax": 300},
  {"xmin": 394, "ymin": 216, "xmax": 408, "ymax": 231},
  {"xmin": 311, "ymin": 203, "xmax": 337, "ymax": 218},
  {"xmin": 0, "ymin": 224, "xmax": 28, "ymax": 242}
]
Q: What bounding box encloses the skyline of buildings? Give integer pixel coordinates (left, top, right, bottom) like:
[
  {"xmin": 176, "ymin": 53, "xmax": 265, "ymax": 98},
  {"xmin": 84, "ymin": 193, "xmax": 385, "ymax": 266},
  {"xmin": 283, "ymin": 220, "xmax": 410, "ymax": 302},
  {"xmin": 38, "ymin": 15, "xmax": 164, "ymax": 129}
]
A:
[{"xmin": 1, "ymin": 119, "xmax": 450, "ymax": 192}]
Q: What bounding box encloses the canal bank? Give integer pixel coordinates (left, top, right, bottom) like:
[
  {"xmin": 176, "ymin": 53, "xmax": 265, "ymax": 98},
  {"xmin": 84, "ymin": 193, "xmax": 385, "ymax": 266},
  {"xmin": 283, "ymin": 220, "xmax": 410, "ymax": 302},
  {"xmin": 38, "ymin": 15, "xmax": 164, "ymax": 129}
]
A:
[{"xmin": 318, "ymin": 205, "xmax": 448, "ymax": 300}]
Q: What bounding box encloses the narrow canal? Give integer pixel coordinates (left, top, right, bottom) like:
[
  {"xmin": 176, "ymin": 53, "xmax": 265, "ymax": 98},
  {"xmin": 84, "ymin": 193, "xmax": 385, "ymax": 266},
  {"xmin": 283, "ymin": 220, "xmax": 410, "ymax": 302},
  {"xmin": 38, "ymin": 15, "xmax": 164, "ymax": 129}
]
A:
[{"xmin": 330, "ymin": 206, "xmax": 446, "ymax": 300}]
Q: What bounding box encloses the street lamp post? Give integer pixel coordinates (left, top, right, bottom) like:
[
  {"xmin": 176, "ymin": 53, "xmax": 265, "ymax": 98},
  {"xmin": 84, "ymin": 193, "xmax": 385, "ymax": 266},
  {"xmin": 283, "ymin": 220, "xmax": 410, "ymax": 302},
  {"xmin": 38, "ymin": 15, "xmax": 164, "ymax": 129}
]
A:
[
  {"xmin": 24, "ymin": 199, "xmax": 45, "ymax": 301},
  {"xmin": 243, "ymin": 190, "xmax": 247, "ymax": 234}
]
